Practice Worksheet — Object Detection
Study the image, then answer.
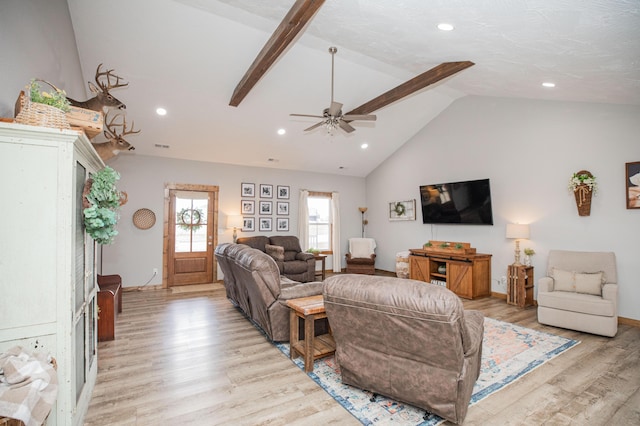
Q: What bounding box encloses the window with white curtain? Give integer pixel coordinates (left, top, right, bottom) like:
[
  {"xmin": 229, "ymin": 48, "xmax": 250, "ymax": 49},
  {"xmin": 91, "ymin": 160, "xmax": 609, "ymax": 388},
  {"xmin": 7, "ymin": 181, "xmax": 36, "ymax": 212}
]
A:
[{"xmin": 307, "ymin": 192, "xmax": 332, "ymax": 253}]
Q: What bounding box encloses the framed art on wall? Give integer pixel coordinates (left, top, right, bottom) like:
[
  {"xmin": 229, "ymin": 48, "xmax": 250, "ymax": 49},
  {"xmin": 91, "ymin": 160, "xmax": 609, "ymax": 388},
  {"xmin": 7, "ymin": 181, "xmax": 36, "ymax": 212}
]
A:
[
  {"xmin": 260, "ymin": 184, "xmax": 273, "ymax": 198},
  {"xmin": 241, "ymin": 182, "xmax": 255, "ymax": 197},
  {"xmin": 389, "ymin": 199, "xmax": 416, "ymax": 221},
  {"xmin": 277, "ymin": 185, "xmax": 290, "ymax": 199},
  {"xmin": 626, "ymin": 161, "xmax": 640, "ymax": 209},
  {"xmin": 259, "ymin": 217, "xmax": 272, "ymax": 232},
  {"xmin": 277, "ymin": 201, "xmax": 289, "ymax": 215},
  {"xmin": 241, "ymin": 200, "xmax": 255, "ymax": 215},
  {"xmin": 260, "ymin": 201, "xmax": 272, "ymax": 215},
  {"xmin": 242, "ymin": 217, "xmax": 255, "ymax": 232},
  {"xmin": 276, "ymin": 217, "xmax": 289, "ymax": 232}
]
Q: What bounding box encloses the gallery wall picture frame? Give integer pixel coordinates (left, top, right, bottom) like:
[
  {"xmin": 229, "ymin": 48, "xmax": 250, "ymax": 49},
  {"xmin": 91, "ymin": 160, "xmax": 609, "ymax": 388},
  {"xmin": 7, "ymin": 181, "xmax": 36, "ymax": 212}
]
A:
[
  {"xmin": 277, "ymin": 185, "xmax": 290, "ymax": 199},
  {"xmin": 242, "ymin": 217, "xmax": 255, "ymax": 232},
  {"xmin": 277, "ymin": 201, "xmax": 289, "ymax": 216},
  {"xmin": 241, "ymin": 182, "xmax": 255, "ymax": 198},
  {"xmin": 259, "ymin": 217, "xmax": 272, "ymax": 232},
  {"xmin": 389, "ymin": 199, "xmax": 417, "ymax": 221},
  {"xmin": 260, "ymin": 184, "xmax": 273, "ymax": 198},
  {"xmin": 626, "ymin": 161, "xmax": 640, "ymax": 209},
  {"xmin": 276, "ymin": 217, "xmax": 289, "ymax": 232},
  {"xmin": 260, "ymin": 201, "xmax": 273, "ymax": 215},
  {"xmin": 241, "ymin": 200, "xmax": 255, "ymax": 215}
]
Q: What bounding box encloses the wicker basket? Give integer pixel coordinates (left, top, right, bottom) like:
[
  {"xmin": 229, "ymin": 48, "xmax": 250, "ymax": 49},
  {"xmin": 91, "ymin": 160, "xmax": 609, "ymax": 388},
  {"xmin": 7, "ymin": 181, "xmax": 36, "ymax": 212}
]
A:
[
  {"xmin": 573, "ymin": 170, "xmax": 593, "ymax": 216},
  {"xmin": 14, "ymin": 80, "xmax": 70, "ymax": 130}
]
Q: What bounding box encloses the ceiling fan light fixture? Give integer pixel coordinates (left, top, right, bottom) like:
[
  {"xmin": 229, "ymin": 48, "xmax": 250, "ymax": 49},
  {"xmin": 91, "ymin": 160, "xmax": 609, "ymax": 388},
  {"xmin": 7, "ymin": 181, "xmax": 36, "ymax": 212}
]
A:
[{"xmin": 437, "ymin": 23, "xmax": 454, "ymax": 31}]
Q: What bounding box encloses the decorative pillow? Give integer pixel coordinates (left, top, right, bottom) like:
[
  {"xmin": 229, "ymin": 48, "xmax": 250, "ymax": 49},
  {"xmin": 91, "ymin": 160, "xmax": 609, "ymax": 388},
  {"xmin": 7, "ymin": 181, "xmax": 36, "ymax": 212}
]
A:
[
  {"xmin": 265, "ymin": 244, "xmax": 284, "ymax": 262},
  {"xmin": 552, "ymin": 268, "xmax": 575, "ymax": 292},
  {"xmin": 575, "ymin": 272, "xmax": 603, "ymax": 296}
]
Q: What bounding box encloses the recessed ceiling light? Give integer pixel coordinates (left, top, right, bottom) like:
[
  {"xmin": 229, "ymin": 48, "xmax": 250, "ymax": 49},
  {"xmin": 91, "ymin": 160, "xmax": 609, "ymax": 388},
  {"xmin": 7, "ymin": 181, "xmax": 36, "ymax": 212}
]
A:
[
  {"xmin": 361, "ymin": 143, "xmax": 369, "ymax": 149},
  {"xmin": 277, "ymin": 128, "xmax": 286, "ymax": 135},
  {"xmin": 437, "ymin": 23, "xmax": 454, "ymax": 31},
  {"xmin": 156, "ymin": 107, "xmax": 167, "ymax": 116},
  {"xmin": 267, "ymin": 158, "xmax": 279, "ymax": 163},
  {"xmin": 542, "ymin": 82, "xmax": 556, "ymax": 88},
  {"xmin": 154, "ymin": 143, "xmax": 170, "ymax": 149}
]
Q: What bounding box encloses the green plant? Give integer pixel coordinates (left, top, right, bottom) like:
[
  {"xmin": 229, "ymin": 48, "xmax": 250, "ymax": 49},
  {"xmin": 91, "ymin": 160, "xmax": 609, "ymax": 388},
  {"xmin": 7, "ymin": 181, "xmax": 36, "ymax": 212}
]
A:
[
  {"xmin": 454, "ymin": 243, "xmax": 463, "ymax": 249},
  {"xmin": 524, "ymin": 248, "xmax": 535, "ymax": 256},
  {"xmin": 83, "ymin": 166, "xmax": 122, "ymax": 244},
  {"xmin": 306, "ymin": 247, "xmax": 321, "ymax": 254},
  {"xmin": 439, "ymin": 242, "xmax": 449, "ymax": 248},
  {"xmin": 423, "ymin": 242, "xmax": 433, "ymax": 247},
  {"xmin": 28, "ymin": 79, "xmax": 71, "ymax": 112}
]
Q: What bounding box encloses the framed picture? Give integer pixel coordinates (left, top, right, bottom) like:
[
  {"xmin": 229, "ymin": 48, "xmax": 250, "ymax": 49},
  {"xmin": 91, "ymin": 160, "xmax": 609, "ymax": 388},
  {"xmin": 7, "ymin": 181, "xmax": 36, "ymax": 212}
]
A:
[
  {"xmin": 626, "ymin": 161, "xmax": 640, "ymax": 209},
  {"xmin": 242, "ymin": 217, "xmax": 255, "ymax": 232},
  {"xmin": 277, "ymin": 201, "xmax": 289, "ymax": 216},
  {"xmin": 277, "ymin": 185, "xmax": 290, "ymax": 199},
  {"xmin": 241, "ymin": 200, "xmax": 255, "ymax": 215},
  {"xmin": 241, "ymin": 182, "xmax": 255, "ymax": 198},
  {"xmin": 389, "ymin": 199, "xmax": 416, "ymax": 221},
  {"xmin": 276, "ymin": 217, "xmax": 289, "ymax": 232},
  {"xmin": 260, "ymin": 184, "xmax": 273, "ymax": 198},
  {"xmin": 259, "ymin": 201, "xmax": 272, "ymax": 215},
  {"xmin": 259, "ymin": 217, "xmax": 272, "ymax": 232}
]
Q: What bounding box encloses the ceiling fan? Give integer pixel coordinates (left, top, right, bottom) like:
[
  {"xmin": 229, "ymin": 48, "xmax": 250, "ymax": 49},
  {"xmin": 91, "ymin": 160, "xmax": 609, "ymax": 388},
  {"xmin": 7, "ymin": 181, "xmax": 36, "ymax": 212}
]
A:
[{"xmin": 290, "ymin": 47, "xmax": 377, "ymax": 134}]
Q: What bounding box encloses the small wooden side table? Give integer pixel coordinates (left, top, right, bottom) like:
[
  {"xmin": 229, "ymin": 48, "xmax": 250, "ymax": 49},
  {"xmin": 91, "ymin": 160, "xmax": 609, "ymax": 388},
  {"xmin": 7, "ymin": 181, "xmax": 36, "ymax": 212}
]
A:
[
  {"xmin": 507, "ymin": 265, "xmax": 534, "ymax": 308},
  {"xmin": 313, "ymin": 254, "xmax": 327, "ymax": 281},
  {"xmin": 287, "ymin": 295, "xmax": 335, "ymax": 372}
]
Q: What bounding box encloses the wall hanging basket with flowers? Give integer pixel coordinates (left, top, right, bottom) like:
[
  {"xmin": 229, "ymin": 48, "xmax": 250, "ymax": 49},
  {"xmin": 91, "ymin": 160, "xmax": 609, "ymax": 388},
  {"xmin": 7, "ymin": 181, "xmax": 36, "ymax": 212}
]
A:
[
  {"xmin": 569, "ymin": 170, "xmax": 597, "ymax": 216},
  {"xmin": 82, "ymin": 166, "xmax": 126, "ymax": 244}
]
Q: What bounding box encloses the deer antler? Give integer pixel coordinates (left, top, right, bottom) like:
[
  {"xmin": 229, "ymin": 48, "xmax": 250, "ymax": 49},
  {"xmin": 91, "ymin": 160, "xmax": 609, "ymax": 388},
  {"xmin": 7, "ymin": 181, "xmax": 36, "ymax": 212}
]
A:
[
  {"xmin": 103, "ymin": 112, "xmax": 140, "ymax": 142},
  {"xmin": 95, "ymin": 63, "xmax": 129, "ymax": 91}
]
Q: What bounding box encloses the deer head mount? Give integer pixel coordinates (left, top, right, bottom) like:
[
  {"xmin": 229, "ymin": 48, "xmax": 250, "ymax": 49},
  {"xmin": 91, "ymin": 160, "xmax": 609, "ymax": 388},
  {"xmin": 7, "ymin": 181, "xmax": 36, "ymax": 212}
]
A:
[
  {"xmin": 92, "ymin": 112, "xmax": 140, "ymax": 162},
  {"xmin": 68, "ymin": 64, "xmax": 128, "ymax": 112}
]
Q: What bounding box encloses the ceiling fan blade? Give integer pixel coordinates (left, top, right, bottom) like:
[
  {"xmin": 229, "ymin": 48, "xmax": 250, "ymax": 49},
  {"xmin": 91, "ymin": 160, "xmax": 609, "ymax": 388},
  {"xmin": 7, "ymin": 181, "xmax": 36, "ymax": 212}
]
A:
[
  {"xmin": 328, "ymin": 101, "xmax": 343, "ymax": 117},
  {"xmin": 345, "ymin": 61, "xmax": 474, "ymax": 116},
  {"xmin": 290, "ymin": 113, "xmax": 325, "ymax": 118},
  {"xmin": 338, "ymin": 120, "xmax": 356, "ymax": 133},
  {"xmin": 304, "ymin": 121, "xmax": 325, "ymax": 132},
  {"xmin": 342, "ymin": 114, "xmax": 377, "ymax": 121}
]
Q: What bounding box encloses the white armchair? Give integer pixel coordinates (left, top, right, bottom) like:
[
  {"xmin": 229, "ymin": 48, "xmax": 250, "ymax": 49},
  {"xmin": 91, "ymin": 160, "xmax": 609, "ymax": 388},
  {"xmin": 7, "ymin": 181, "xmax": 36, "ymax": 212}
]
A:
[{"xmin": 537, "ymin": 250, "xmax": 618, "ymax": 337}]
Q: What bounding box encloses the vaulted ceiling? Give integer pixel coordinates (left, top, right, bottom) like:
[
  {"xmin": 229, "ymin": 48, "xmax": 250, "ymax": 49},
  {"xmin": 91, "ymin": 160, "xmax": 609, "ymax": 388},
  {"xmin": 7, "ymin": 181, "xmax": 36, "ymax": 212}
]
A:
[{"xmin": 67, "ymin": 0, "xmax": 640, "ymax": 177}]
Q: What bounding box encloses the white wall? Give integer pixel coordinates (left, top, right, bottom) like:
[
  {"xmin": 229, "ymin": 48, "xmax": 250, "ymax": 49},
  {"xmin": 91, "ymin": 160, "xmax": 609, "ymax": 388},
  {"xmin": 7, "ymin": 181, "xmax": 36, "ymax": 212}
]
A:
[
  {"xmin": 0, "ymin": 0, "xmax": 86, "ymax": 118},
  {"xmin": 366, "ymin": 95, "xmax": 640, "ymax": 321},
  {"xmin": 103, "ymin": 154, "xmax": 366, "ymax": 288}
]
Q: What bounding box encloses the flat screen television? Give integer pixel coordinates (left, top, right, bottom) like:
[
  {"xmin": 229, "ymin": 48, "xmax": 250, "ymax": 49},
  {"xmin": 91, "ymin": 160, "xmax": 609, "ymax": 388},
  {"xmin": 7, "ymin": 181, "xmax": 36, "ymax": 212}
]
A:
[{"xmin": 419, "ymin": 178, "xmax": 494, "ymax": 225}]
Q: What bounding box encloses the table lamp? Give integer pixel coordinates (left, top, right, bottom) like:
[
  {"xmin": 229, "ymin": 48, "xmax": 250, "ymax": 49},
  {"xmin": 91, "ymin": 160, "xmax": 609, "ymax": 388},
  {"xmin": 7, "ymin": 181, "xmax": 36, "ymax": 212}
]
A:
[
  {"xmin": 506, "ymin": 223, "xmax": 530, "ymax": 266},
  {"xmin": 227, "ymin": 215, "xmax": 243, "ymax": 243}
]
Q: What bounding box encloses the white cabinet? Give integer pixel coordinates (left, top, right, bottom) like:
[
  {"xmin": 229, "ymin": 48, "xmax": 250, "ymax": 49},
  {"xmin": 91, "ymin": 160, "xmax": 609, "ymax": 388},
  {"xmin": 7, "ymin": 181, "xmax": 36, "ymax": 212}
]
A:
[{"xmin": 0, "ymin": 122, "xmax": 104, "ymax": 426}]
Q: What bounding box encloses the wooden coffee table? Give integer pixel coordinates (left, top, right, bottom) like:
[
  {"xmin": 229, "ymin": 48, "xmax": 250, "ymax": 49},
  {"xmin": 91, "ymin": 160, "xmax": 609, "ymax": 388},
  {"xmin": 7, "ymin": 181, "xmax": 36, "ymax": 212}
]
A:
[{"xmin": 286, "ymin": 295, "xmax": 335, "ymax": 372}]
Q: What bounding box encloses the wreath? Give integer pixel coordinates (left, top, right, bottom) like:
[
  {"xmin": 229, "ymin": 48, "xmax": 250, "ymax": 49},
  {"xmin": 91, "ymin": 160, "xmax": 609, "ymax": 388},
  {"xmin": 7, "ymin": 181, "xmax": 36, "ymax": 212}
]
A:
[
  {"xmin": 177, "ymin": 207, "xmax": 204, "ymax": 231},
  {"xmin": 393, "ymin": 202, "xmax": 406, "ymax": 216}
]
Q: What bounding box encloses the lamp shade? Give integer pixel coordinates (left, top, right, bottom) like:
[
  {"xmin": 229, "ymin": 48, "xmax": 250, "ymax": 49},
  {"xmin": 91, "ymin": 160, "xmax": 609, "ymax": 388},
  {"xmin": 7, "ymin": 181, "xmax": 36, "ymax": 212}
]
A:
[
  {"xmin": 226, "ymin": 215, "xmax": 243, "ymax": 229},
  {"xmin": 506, "ymin": 223, "xmax": 530, "ymax": 239}
]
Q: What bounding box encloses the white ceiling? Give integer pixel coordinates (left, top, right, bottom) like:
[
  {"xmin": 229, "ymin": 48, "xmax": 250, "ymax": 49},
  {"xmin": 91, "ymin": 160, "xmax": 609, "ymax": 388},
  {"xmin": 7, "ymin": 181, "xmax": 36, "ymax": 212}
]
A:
[{"xmin": 67, "ymin": 0, "xmax": 640, "ymax": 177}]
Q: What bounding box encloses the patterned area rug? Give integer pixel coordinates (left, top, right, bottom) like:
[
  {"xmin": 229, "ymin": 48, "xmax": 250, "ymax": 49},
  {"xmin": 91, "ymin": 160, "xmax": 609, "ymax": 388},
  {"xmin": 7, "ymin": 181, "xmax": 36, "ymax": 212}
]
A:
[{"xmin": 276, "ymin": 317, "xmax": 579, "ymax": 425}]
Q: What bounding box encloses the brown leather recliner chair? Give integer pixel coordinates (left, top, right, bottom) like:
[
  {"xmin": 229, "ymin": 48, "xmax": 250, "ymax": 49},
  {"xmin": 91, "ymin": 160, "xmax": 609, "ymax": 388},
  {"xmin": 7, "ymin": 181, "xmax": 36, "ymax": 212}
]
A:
[
  {"xmin": 236, "ymin": 235, "xmax": 315, "ymax": 282},
  {"xmin": 323, "ymin": 274, "xmax": 484, "ymax": 424}
]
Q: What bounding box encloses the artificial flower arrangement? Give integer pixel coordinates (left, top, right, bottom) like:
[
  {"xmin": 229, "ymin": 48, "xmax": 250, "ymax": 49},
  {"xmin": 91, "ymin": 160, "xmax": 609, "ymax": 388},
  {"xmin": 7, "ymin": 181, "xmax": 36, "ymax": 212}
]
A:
[
  {"xmin": 28, "ymin": 79, "xmax": 71, "ymax": 112},
  {"xmin": 83, "ymin": 166, "xmax": 123, "ymax": 244},
  {"xmin": 568, "ymin": 171, "xmax": 597, "ymax": 194},
  {"xmin": 524, "ymin": 248, "xmax": 535, "ymax": 256}
]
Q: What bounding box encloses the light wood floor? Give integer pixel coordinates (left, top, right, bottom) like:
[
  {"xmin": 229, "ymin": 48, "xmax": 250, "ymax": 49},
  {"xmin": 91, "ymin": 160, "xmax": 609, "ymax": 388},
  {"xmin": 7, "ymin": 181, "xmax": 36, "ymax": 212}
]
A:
[{"xmin": 85, "ymin": 281, "xmax": 640, "ymax": 425}]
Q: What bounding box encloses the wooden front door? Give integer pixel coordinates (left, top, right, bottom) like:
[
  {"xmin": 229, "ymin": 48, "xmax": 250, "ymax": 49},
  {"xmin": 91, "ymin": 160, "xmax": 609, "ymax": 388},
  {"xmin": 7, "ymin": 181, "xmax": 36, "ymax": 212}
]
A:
[{"xmin": 165, "ymin": 184, "xmax": 218, "ymax": 287}]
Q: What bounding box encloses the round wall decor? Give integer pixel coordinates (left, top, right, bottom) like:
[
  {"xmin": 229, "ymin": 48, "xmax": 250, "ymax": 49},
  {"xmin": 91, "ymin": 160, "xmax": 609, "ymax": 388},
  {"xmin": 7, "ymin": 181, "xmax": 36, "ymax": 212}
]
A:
[{"xmin": 132, "ymin": 208, "xmax": 156, "ymax": 230}]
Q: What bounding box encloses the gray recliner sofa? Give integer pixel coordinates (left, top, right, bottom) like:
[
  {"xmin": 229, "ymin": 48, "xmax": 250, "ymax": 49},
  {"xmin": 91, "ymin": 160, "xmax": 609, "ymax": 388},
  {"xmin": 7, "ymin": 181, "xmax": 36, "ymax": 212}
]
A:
[
  {"xmin": 215, "ymin": 242, "xmax": 324, "ymax": 342},
  {"xmin": 323, "ymin": 274, "xmax": 484, "ymax": 424},
  {"xmin": 236, "ymin": 235, "xmax": 316, "ymax": 282}
]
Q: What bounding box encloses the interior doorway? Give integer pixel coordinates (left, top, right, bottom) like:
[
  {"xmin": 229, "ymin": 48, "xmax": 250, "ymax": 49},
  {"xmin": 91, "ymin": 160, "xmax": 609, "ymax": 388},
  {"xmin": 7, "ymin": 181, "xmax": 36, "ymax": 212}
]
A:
[{"xmin": 164, "ymin": 183, "xmax": 219, "ymax": 287}]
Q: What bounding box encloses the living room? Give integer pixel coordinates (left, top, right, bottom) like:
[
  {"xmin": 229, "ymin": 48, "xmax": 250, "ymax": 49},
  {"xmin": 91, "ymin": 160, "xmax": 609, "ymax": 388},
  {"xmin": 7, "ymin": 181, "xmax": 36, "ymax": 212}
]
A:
[{"xmin": 1, "ymin": 0, "xmax": 639, "ymax": 425}]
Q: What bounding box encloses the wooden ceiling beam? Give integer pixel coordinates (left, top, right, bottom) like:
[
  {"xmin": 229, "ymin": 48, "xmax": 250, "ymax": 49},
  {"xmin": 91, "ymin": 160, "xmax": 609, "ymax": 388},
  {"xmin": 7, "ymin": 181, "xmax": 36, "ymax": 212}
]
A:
[
  {"xmin": 229, "ymin": 0, "xmax": 325, "ymax": 107},
  {"xmin": 345, "ymin": 61, "xmax": 475, "ymax": 116}
]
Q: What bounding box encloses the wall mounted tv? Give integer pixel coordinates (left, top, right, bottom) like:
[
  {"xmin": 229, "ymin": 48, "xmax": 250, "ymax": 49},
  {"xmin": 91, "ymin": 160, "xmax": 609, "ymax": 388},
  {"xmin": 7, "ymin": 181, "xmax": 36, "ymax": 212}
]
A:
[{"xmin": 419, "ymin": 178, "xmax": 494, "ymax": 225}]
